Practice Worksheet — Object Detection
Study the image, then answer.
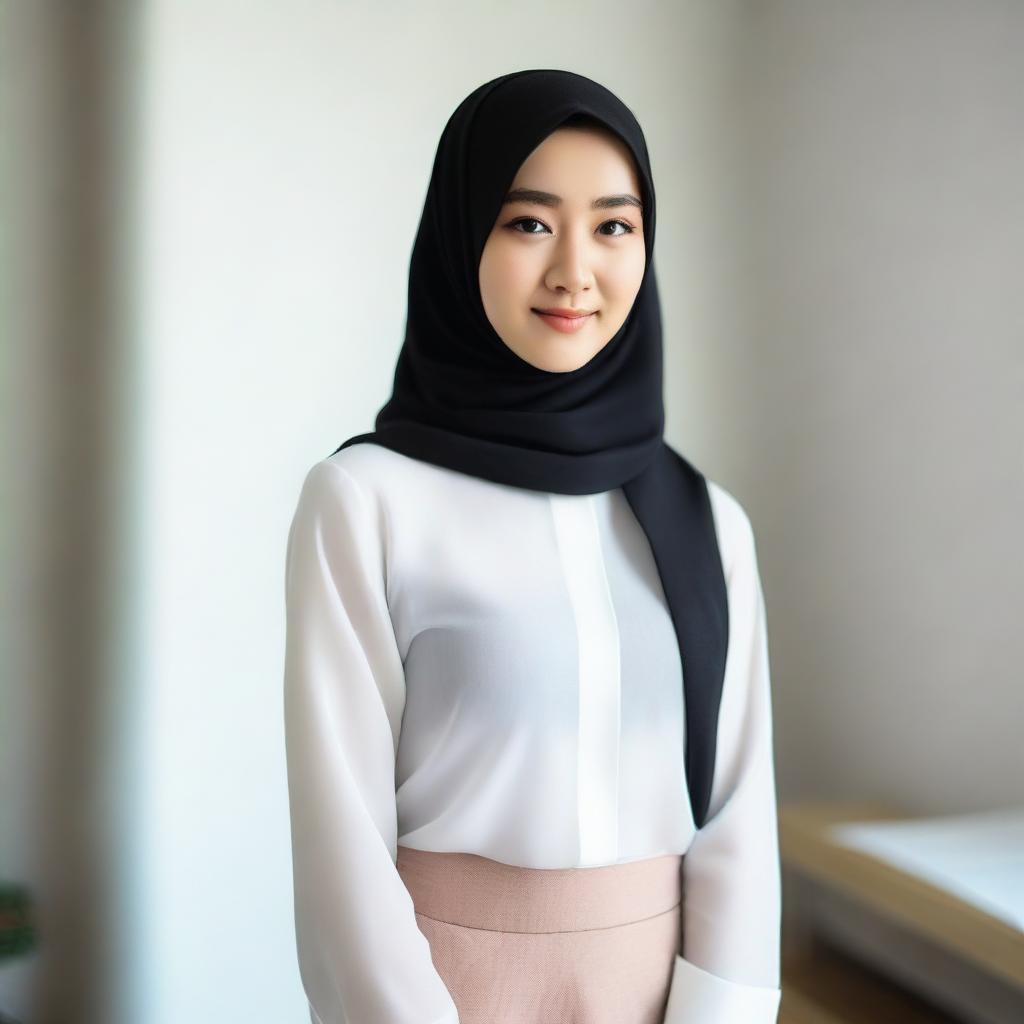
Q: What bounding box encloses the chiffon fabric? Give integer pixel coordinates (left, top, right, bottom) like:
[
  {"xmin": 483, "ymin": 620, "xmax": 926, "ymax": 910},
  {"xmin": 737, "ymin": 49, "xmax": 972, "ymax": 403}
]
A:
[{"xmin": 283, "ymin": 443, "xmax": 784, "ymax": 1024}]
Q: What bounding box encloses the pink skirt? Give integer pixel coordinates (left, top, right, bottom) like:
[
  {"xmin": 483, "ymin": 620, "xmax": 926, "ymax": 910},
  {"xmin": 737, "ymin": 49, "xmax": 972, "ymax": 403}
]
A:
[{"xmin": 396, "ymin": 844, "xmax": 683, "ymax": 1024}]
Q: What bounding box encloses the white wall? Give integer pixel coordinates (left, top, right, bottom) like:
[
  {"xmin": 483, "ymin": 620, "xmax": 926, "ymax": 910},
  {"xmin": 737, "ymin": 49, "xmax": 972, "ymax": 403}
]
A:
[
  {"xmin": 131, "ymin": 2, "xmax": 738, "ymax": 1022},
  {"xmin": 5, "ymin": 2, "xmax": 1021, "ymax": 1022}
]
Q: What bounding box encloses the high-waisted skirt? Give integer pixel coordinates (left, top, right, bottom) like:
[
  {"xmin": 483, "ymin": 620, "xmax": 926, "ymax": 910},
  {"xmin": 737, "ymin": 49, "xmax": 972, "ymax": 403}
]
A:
[{"xmin": 396, "ymin": 844, "xmax": 684, "ymax": 1024}]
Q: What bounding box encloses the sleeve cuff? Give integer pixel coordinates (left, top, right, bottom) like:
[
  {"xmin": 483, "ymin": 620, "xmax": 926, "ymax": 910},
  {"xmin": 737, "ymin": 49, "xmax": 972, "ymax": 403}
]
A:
[{"xmin": 662, "ymin": 954, "xmax": 781, "ymax": 1024}]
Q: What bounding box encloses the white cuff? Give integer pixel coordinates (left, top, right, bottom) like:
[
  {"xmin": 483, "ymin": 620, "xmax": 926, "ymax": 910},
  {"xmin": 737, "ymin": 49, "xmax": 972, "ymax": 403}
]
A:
[{"xmin": 662, "ymin": 954, "xmax": 781, "ymax": 1024}]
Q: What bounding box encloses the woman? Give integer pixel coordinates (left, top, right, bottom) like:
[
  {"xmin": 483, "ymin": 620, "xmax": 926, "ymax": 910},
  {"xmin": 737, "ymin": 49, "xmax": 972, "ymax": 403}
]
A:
[{"xmin": 283, "ymin": 69, "xmax": 782, "ymax": 1024}]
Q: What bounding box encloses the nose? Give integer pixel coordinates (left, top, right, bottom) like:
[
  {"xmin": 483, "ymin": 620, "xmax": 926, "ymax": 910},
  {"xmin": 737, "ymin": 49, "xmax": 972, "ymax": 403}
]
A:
[{"xmin": 543, "ymin": 227, "xmax": 594, "ymax": 297}]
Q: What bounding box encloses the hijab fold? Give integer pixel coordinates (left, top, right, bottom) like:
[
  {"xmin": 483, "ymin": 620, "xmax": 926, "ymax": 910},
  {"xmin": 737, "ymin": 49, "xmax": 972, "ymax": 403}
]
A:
[{"xmin": 333, "ymin": 69, "xmax": 728, "ymax": 830}]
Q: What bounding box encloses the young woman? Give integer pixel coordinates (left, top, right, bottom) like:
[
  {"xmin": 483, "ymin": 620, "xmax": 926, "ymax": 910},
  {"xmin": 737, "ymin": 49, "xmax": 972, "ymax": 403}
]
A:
[{"xmin": 283, "ymin": 69, "xmax": 782, "ymax": 1024}]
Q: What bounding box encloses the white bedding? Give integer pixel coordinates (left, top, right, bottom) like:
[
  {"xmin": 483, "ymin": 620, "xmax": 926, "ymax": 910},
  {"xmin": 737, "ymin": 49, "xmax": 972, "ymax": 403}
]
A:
[{"xmin": 830, "ymin": 806, "xmax": 1024, "ymax": 932}]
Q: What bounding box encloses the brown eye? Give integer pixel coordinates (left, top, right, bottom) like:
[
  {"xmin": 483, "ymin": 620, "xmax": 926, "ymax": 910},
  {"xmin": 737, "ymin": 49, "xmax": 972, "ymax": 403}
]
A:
[
  {"xmin": 599, "ymin": 220, "xmax": 636, "ymax": 237},
  {"xmin": 506, "ymin": 217, "xmax": 637, "ymax": 238},
  {"xmin": 507, "ymin": 217, "xmax": 550, "ymax": 235}
]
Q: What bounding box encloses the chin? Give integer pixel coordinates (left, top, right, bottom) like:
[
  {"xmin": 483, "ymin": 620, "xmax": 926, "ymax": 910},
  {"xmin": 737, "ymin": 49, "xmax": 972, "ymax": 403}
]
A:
[
  {"xmin": 508, "ymin": 333, "xmax": 605, "ymax": 373},
  {"xmin": 543, "ymin": 353, "xmax": 594, "ymax": 373}
]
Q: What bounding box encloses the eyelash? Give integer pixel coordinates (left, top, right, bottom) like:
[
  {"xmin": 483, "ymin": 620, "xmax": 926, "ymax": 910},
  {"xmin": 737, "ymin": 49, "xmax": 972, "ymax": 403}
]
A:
[{"xmin": 505, "ymin": 217, "xmax": 637, "ymax": 238}]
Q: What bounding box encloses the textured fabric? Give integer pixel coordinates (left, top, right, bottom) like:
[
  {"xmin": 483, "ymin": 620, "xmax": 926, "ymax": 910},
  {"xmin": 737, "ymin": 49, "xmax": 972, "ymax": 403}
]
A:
[
  {"xmin": 396, "ymin": 845, "xmax": 683, "ymax": 1024},
  {"xmin": 283, "ymin": 442, "xmax": 782, "ymax": 1024},
  {"xmin": 330, "ymin": 68, "xmax": 731, "ymax": 834}
]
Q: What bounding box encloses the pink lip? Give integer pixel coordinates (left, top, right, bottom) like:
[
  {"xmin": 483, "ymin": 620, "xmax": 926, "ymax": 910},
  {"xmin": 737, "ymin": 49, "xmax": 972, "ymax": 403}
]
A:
[
  {"xmin": 532, "ymin": 308, "xmax": 597, "ymax": 334},
  {"xmin": 533, "ymin": 307, "xmax": 595, "ymax": 318}
]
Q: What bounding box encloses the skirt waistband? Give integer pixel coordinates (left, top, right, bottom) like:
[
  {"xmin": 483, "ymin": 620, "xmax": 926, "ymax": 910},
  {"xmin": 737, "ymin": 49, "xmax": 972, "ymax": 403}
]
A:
[{"xmin": 396, "ymin": 845, "xmax": 683, "ymax": 934}]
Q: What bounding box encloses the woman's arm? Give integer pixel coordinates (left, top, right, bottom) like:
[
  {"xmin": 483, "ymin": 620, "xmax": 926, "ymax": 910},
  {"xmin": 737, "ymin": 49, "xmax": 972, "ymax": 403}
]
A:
[
  {"xmin": 662, "ymin": 486, "xmax": 783, "ymax": 1023},
  {"xmin": 283, "ymin": 459, "xmax": 460, "ymax": 1024}
]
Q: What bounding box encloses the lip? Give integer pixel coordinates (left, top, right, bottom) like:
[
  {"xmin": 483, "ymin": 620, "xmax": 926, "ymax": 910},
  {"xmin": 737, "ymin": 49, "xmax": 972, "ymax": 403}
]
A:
[
  {"xmin": 532, "ymin": 307, "xmax": 596, "ymax": 319},
  {"xmin": 531, "ymin": 307, "xmax": 598, "ymax": 335},
  {"xmin": 532, "ymin": 305, "xmax": 598, "ymax": 333}
]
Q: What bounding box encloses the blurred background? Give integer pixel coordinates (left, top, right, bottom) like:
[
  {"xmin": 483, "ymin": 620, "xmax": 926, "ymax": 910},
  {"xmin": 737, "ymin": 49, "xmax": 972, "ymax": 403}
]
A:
[{"xmin": 2, "ymin": 1, "xmax": 1022, "ymax": 1022}]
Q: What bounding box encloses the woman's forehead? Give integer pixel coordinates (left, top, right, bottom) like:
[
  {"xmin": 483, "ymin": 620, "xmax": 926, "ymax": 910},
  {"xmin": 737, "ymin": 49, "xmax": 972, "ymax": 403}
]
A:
[{"xmin": 507, "ymin": 126, "xmax": 644, "ymax": 194}]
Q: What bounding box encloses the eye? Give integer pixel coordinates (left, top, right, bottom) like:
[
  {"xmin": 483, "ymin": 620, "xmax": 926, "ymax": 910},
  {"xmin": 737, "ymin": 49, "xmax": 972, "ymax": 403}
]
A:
[
  {"xmin": 507, "ymin": 217, "xmax": 551, "ymax": 235},
  {"xmin": 599, "ymin": 219, "xmax": 636, "ymax": 237},
  {"xmin": 505, "ymin": 217, "xmax": 638, "ymax": 237}
]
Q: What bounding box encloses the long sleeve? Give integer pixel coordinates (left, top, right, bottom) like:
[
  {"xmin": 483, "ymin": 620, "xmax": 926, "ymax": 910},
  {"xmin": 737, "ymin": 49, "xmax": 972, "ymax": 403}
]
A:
[
  {"xmin": 662, "ymin": 498, "xmax": 783, "ymax": 1024},
  {"xmin": 283, "ymin": 459, "xmax": 460, "ymax": 1024}
]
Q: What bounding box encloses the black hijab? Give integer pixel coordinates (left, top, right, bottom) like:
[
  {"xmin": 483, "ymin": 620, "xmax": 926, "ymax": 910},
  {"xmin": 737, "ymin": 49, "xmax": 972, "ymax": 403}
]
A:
[{"xmin": 332, "ymin": 69, "xmax": 728, "ymax": 830}]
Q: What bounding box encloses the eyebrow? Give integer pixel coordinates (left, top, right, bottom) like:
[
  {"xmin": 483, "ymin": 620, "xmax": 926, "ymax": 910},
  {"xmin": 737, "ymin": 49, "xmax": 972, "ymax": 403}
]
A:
[{"xmin": 502, "ymin": 187, "xmax": 643, "ymax": 212}]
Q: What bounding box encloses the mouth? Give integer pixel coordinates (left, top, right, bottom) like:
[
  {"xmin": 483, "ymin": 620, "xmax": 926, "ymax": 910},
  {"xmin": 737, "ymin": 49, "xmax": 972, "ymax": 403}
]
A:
[{"xmin": 531, "ymin": 308, "xmax": 598, "ymax": 334}]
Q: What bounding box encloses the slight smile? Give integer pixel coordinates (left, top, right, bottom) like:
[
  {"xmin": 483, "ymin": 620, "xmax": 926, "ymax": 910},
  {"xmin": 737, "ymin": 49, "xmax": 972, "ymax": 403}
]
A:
[{"xmin": 531, "ymin": 307, "xmax": 598, "ymax": 334}]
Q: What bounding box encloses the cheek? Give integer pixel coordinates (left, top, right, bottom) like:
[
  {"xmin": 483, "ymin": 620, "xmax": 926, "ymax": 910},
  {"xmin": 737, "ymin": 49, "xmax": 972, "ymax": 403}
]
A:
[
  {"xmin": 480, "ymin": 243, "xmax": 535, "ymax": 312},
  {"xmin": 611, "ymin": 247, "xmax": 646, "ymax": 305}
]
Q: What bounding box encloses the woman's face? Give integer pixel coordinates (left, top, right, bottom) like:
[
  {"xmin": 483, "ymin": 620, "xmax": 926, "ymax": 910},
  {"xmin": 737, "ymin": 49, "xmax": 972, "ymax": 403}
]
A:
[{"xmin": 478, "ymin": 126, "xmax": 646, "ymax": 373}]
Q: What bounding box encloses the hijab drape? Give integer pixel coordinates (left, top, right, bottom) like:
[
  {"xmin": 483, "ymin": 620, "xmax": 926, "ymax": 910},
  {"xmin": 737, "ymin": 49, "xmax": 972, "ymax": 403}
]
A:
[{"xmin": 332, "ymin": 69, "xmax": 728, "ymax": 830}]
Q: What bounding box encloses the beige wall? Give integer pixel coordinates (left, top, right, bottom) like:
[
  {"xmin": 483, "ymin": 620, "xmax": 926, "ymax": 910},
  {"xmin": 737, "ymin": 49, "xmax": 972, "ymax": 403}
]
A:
[{"xmin": 728, "ymin": 0, "xmax": 1024, "ymax": 813}]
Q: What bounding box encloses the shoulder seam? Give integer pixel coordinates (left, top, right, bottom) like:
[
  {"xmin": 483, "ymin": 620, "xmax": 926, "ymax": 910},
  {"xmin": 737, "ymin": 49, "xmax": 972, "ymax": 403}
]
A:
[
  {"xmin": 706, "ymin": 479, "xmax": 756, "ymax": 582},
  {"xmin": 323, "ymin": 457, "xmax": 396, "ymax": 610}
]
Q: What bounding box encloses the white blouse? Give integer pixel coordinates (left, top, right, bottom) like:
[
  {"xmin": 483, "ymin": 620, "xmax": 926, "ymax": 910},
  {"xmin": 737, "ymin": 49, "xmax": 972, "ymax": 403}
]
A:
[{"xmin": 283, "ymin": 441, "xmax": 782, "ymax": 1024}]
